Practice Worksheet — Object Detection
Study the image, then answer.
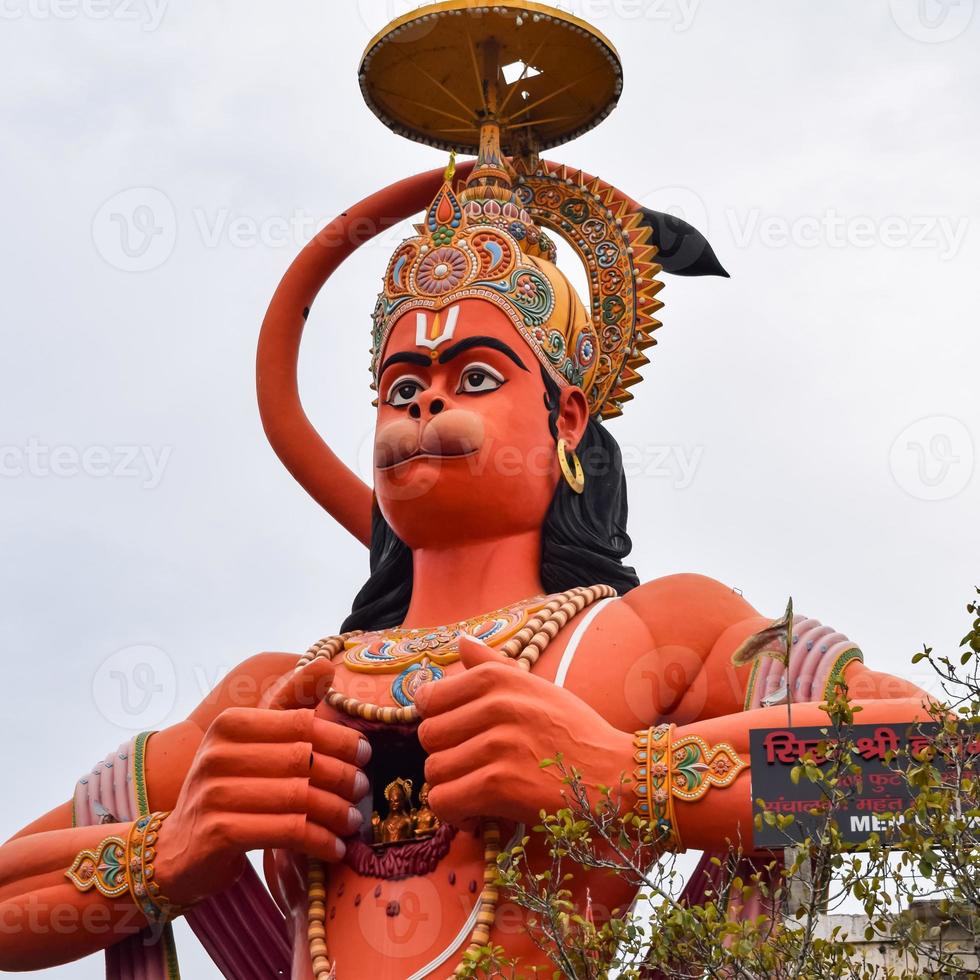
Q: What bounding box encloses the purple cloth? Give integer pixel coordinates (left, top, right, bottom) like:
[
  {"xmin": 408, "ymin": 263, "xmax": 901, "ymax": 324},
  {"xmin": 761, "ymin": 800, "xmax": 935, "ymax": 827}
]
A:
[{"xmin": 184, "ymin": 865, "xmax": 292, "ymax": 979}]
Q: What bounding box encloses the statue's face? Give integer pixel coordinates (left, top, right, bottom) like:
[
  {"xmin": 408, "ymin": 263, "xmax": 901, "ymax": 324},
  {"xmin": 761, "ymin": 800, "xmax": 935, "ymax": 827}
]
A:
[
  {"xmin": 388, "ymin": 785, "xmax": 407, "ymax": 809},
  {"xmin": 374, "ymin": 298, "xmax": 587, "ymax": 548}
]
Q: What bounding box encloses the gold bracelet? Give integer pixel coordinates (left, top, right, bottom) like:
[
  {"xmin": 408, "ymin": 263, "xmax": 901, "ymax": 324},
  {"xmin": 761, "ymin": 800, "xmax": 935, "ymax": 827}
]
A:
[
  {"xmin": 633, "ymin": 724, "xmax": 680, "ymax": 848},
  {"xmin": 66, "ymin": 812, "xmax": 181, "ymax": 925},
  {"xmin": 128, "ymin": 811, "xmax": 181, "ymax": 924},
  {"xmin": 633, "ymin": 725, "xmax": 748, "ymax": 851}
]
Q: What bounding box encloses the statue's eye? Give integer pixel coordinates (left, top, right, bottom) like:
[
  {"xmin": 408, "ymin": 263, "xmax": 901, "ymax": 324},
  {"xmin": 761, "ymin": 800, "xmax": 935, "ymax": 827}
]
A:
[
  {"xmin": 385, "ymin": 375, "xmax": 427, "ymax": 407},
  {"xmin": 457, "ymin": 362, "xmax": 505, "ymax": 395}
]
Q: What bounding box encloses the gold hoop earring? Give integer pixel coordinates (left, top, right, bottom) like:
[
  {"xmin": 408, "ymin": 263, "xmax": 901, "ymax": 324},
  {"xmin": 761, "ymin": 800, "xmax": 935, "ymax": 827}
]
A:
[{"xmin": 557, "ymin": 438, "xmax": 585, "ymax": 494}]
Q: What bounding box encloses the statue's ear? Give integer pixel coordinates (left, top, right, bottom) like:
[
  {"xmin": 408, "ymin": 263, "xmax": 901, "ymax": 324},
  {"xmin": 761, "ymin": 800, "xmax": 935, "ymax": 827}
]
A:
[
  {"xmin": 639, "ymin": 207, "xmax": 730, "ymax": 278},
  {"xmin": 557, "ymin": 385, "xmax": 590, "ymax": 451}
]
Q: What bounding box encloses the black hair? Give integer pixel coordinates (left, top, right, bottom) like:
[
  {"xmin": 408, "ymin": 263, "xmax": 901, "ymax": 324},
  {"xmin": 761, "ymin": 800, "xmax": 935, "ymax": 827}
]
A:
[{"xmin": 341, "ymin": 368, "xmax": 639, "ymax": 632}]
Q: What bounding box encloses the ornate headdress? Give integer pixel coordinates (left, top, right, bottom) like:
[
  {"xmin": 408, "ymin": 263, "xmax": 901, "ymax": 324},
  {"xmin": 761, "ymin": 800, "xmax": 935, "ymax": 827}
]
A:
[
  {"xmin": 372, "ymin": 166, "xmax": 609, "ymax": 395},
  {"xmin": 383, "ymin": 777, "xmax": 413, "ymax": 804},
  {"xmin": 256, "ymin": 2, "xmax": 728, "ymax": 536},
  {"xmin": 373, "ymin": 153, "xmax": 675, "ymax": 419}
]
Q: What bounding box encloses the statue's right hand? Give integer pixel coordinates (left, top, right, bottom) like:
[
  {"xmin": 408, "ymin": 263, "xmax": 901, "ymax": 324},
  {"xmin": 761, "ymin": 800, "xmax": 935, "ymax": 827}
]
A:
[{"xmin": 154, "ymin": 658, "xmax": 369, "ymax": 908}]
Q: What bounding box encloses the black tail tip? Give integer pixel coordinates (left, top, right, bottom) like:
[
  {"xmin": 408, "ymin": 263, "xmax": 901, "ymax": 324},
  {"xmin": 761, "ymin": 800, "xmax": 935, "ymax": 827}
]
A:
[{"xmin": 639, "ymin": 207, "xmax": 730, "ymax": 278}]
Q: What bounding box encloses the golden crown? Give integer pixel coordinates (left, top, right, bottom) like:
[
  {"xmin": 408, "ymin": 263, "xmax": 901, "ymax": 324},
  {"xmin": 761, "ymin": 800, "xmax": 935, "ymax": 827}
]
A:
[{"xmin": 371, "ymin": 156, "xmax": 664, "ymax": 418}]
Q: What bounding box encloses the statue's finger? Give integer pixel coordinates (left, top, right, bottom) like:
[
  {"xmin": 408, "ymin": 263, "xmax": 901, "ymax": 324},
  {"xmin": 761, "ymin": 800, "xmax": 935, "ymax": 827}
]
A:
[
  {"xmin": 261, "ymin": 657, "xmax": 336, "ymax": 711},
  {"xmin": 457, "ymin": 633, "xmax": 517, "ymax": 670}
]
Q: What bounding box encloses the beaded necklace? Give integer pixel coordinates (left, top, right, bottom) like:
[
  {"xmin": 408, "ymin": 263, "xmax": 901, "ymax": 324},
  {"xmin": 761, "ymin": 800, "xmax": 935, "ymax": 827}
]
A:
[{"xmin": 298, "ymin": 583, "xmax": 616, "ymax": 979}]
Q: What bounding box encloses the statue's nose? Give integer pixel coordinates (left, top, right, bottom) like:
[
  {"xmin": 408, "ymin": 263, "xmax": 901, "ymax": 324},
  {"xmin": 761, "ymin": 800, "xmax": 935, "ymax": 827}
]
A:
[{"xmin": 408, "ymin": 396, "xmax": 445, "ymax": 420}]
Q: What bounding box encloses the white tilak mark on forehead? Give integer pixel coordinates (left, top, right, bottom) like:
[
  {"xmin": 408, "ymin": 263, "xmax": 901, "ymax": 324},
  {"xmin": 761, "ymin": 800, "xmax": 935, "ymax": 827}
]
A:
[{"xmin": 415, "ymin": 304, "xmax": 460, "ymax": 352}]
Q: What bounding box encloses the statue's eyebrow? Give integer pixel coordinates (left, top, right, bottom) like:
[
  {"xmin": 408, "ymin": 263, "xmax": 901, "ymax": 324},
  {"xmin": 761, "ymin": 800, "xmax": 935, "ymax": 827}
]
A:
[
  {"xmin": 379, "ymin": 351, "xmax": 433, "ymax": 375},
  {"xmin": 437, "ymin": 336, "xmax": 529, "ymax": 372}
]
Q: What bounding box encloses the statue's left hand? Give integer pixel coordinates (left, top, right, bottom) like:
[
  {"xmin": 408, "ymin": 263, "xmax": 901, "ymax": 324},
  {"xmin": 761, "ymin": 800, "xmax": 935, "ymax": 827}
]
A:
[{"xmin": 415, "ymin": 635, "xmax": 633, "ymax": 826}]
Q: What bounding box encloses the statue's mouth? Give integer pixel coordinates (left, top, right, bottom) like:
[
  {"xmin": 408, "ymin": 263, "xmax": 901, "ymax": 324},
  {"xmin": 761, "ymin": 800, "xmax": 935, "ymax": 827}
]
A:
[
  {"xmin": 342, "ymin": 722, "xmax": 456, "ymax": 879},
  {"xmin": 373, "ymin": 411, "xmax": 485, "ymax": 470},
  {"xmin": 375, "ymin": 447, "xmax": 478, "ymax": 471}
]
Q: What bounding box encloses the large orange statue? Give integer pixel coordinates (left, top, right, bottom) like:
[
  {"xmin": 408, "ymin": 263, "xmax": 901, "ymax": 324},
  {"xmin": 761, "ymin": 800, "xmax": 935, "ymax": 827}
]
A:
[{"xmin": 0, "ymin": 4, "xmax": 930, "ymax": 978}]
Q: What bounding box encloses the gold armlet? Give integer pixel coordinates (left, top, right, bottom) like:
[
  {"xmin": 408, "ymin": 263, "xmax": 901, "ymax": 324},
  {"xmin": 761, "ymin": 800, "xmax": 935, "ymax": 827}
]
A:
[
  {"xmin": 65, "ymin": 836, "xmax": 129, "ymax": 898},
  {"xmin": 66, "ymin": 811, "xmax": 181, "ymax": 925},
  {"xmin": 633, "ymin": 725, "xmax": 748, "ymax": 851}
]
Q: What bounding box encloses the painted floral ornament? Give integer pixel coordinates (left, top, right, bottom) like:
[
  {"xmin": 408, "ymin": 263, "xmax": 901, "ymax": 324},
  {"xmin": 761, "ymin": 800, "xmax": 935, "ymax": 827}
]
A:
[
  {"xmin": 342, "ymin": 594, "xmax": 556, "ymax": 705},
  {"xmin": 65, "ymin": 837, "xmax": 128, "ymax": 898}
]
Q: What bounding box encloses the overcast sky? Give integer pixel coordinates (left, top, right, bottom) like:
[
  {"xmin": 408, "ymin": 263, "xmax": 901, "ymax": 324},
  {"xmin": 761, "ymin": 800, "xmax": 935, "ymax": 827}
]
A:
[{"xmin": 1, "ymin": 0, "xmax": 978, "ymax": 975}]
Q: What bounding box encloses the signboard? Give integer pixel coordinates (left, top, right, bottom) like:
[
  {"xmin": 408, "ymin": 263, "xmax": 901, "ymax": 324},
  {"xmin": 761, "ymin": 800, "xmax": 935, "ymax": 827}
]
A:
[{"xmin": 749, "ymin": 722, "xmax": 974, "ymax": 848}]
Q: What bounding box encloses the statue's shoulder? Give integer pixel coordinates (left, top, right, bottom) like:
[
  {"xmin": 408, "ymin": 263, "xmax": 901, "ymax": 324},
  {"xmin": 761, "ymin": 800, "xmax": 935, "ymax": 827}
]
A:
[{"xmin": 618, "ymin": 573, "xmax": 763, "ymax": 664}]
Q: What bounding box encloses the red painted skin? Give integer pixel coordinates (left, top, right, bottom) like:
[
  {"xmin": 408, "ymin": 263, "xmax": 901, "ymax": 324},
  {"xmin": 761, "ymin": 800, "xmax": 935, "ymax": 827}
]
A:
[{"xmin": 0, "ymin": 175, "xmax": 930, "ymax": 976}]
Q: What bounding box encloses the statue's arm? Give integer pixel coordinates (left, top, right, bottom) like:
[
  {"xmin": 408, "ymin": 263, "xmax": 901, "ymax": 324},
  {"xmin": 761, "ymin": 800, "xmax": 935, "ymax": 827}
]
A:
[
  {"xmin": 620, "ymin": 573, "xmax": 933, "ymax": 852},
  {"xmin": 411, "ymin": 576, "xmax": 936, "ymax": 847},
  {"xmin": 0, "ymin": 652, "xmax": 365, "ymax": 971},
  {"xmin": 668, "ymin": 692, "xmax": 933, "ymax": 852},
  {"xmin": 621, "ymin": 572, "xmax": 929, "ymax": 723}
]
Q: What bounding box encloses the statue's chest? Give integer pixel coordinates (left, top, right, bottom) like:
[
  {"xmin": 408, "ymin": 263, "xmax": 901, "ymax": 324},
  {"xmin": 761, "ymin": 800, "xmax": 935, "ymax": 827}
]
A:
[{"xmin": 289, "ymin": 591, "xmax": 659, "ymax": 976}]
